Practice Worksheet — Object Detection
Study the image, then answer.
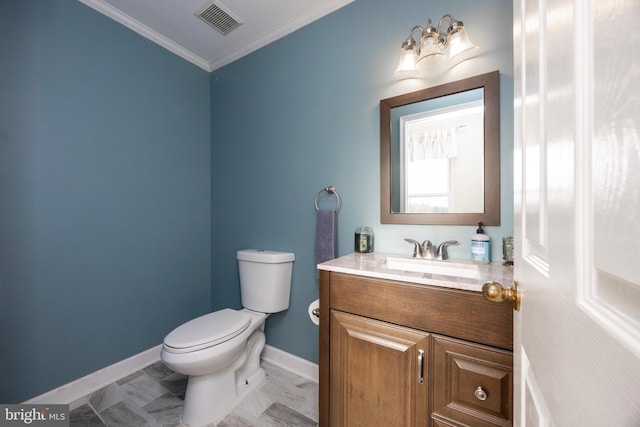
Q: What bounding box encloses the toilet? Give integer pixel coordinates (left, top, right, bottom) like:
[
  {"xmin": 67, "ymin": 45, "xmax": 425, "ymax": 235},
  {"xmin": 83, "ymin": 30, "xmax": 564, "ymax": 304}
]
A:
[{"xmin": 160, "ymin": 249, "xmax": 295, "ymax": 427}]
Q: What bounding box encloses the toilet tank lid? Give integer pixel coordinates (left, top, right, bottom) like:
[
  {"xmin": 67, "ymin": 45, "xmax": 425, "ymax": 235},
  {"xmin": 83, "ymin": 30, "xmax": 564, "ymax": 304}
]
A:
[{"xmin": 237, "ymin": 249, "xmax": 295, "ymax": 263}]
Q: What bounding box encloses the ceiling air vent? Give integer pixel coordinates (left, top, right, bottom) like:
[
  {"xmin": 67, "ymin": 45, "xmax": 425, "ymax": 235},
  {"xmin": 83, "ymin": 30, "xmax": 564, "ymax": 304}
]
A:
[{"xmin": 195, "ymin": 0, "xmax": 244, "ymax": 36}]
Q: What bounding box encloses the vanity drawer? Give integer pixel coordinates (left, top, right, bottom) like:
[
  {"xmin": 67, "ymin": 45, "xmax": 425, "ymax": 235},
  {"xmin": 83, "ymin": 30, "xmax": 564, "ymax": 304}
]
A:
[
  {"xmin": 431, "ymin": 335, "xmax": 513, "ymax": 427},
  {"xmin": 328, "ymin": 272, "xmax": 513, "ymax": 350}
]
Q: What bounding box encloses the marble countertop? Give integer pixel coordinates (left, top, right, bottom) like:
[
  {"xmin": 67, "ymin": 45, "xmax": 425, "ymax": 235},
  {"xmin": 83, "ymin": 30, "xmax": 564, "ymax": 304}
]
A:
[{"xmin": 317, "ymin": 252, "xmax": 513, "ymax": 293}]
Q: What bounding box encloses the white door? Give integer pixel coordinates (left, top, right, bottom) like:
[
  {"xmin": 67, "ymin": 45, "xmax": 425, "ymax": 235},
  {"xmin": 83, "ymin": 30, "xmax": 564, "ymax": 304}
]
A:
[{"xmin": 513, "ymin": 0, "xmax": 640, "ymax": 425}]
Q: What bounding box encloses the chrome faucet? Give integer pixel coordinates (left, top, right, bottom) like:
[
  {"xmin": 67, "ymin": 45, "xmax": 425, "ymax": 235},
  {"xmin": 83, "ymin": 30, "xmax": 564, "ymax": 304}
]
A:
[{"xmin": 404, "ymin": 238, "xmax": 458, "ymax": 260}]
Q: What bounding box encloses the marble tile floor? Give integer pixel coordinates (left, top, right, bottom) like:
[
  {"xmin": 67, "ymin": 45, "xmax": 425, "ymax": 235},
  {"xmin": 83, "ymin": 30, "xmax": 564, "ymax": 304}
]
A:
[{"xmin": 69, "ymin": 361, "xmax": 318, "ymax": 427}]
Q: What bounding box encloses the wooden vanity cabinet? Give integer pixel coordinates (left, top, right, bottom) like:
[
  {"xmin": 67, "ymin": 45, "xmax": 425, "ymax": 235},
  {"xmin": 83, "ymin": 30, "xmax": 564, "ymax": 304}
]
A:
[{"xmin": 319, "ymin": 270, "xmax": 513, "ymax": 427}]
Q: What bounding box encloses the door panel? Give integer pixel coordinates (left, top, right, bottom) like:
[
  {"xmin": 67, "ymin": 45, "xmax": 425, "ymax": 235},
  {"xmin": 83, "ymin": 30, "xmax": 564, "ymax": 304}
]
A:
[
  {"xmin": 513, "ymin": 0, "xmax": 640, "ymax": 425},
  {"xmin": 329, "ymin": 310, "xmax": 429, "ymax": 427},
  {"xmin": 578, "ymin": 0, "xmax": 640, "ymax": 358}
]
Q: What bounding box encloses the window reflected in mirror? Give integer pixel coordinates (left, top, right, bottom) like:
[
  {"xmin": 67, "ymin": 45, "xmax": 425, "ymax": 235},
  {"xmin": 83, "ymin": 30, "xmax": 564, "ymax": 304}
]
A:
[{"xmin": 395, "ymin": 90, "xmax": 484, "ymax": 213}]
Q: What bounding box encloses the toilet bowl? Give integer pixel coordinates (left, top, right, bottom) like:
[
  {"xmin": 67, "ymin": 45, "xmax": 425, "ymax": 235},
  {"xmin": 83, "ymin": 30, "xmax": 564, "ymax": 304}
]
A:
[{"xmin": 160, "ymin": 249, "xmax": 294, "ymax": 427}]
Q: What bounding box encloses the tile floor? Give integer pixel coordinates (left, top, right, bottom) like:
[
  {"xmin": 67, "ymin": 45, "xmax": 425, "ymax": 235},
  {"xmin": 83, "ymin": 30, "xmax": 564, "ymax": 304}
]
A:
[{"xmin": 69, "ymin": 361, "xmax": 318, "ymax": 426}]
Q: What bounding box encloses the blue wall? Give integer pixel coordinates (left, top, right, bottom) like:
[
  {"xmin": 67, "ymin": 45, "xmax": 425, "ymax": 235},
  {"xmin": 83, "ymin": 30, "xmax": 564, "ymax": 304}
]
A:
[
  {"xmin": 211, "ymin": 0, "xmax": 513, "ymax": 364},
  {"xmin": 0, "ymin": 0, "xmax": 513, "ymax": 403},
  {"xmin": 0, "ymin": 0, "xmax": 212, "ymax": 402}
]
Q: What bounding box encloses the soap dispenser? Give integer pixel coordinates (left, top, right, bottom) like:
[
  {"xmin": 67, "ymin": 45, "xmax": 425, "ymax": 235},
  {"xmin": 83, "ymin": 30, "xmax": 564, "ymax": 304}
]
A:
[{"xmin": 471, "ymin": 222, "xmax": 491, "ymax": 264}]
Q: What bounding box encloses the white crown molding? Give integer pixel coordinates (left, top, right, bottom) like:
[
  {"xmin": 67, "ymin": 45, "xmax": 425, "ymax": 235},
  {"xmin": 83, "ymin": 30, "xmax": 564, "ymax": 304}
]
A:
[
  {"xmin": 78, "ymin": 0, "xmax": 212, "ymax": 71},
  {"xmin": 207, "ymin": 0, "xmax": 354, "ymax": 71},
  {"xmin": 78, "ymin": 0, "xmax": 353, "ymax": 73}
]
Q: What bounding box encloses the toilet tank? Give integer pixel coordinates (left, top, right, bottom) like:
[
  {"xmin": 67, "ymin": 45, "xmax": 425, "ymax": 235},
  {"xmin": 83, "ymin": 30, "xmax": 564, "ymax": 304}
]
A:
[{"xmin": 237, "ymin": 249, "xmax": 295, "ymax": 313}]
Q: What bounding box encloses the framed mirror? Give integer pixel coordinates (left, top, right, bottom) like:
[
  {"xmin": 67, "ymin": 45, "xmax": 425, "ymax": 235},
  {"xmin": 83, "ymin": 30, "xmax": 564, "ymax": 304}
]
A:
[{"xmin": 380, "ymin": 70, "xmax": 500, "ymax": 225}]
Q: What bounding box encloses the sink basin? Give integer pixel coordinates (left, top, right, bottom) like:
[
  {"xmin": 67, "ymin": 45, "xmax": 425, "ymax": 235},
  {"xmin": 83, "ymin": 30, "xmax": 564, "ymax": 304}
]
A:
[{"xmin": 384, "ymin": 257, "xmax": 481, "ymax": 279}]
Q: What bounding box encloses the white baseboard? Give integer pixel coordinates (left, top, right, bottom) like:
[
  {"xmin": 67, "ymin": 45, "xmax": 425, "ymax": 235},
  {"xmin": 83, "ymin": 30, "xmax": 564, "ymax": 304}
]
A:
[
  {"xmin": 24, "ymin": 345, "xmax": 162, "ymax": 407},
  {"xmin": 22, "ymin": 344, "xmax": 317, "ymax": 407},
  {"xmin": 262, "ymin": 345, "xmax": 319, "ymax": 383}
]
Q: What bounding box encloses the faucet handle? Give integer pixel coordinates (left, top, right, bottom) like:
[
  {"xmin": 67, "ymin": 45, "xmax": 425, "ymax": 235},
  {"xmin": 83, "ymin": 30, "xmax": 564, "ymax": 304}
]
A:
[
  {"xmin": 404, "ymin": 238, "xmax": 422, "ymax": 258},
  {"xmin": 436, "ymin": 240, "xmax": 459, "ymax": 260}
]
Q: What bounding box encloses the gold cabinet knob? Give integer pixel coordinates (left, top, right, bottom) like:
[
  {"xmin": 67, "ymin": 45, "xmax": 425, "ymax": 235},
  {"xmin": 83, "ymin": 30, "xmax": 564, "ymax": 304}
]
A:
[{"xmin": 481, "ymin": 280, "xmax": 521, "ymax": 311}]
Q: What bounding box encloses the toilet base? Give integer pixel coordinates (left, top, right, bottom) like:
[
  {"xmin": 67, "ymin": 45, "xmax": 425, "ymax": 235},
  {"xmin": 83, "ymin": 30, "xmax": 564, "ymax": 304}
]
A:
[
  {"xmin": 236, "ymin": 364, "xmax": 265, "ymax": 399},
  {"xmin": 180, "ymin": 329, "xmax": 266, "ymax": 427}
]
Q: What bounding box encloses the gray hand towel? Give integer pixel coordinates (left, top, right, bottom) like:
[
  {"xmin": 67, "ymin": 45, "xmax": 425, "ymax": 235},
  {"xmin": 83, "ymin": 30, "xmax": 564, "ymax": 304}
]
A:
[{"xmin": 315, "ymin": 209, "xmax": 337, "ymax": 269}]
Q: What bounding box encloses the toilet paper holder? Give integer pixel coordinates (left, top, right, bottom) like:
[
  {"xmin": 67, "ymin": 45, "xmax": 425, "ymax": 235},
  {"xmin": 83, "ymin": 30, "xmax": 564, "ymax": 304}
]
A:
[{"xmin": 308, "ymin": 299, "xmax": 320, "ymax": 326}]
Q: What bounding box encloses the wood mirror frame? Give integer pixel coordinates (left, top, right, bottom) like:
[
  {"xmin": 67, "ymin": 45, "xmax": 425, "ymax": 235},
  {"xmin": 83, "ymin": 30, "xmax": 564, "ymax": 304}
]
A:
[{"xmin": 380, "ymin": 70, "xmax": 500, "ymax": 225}]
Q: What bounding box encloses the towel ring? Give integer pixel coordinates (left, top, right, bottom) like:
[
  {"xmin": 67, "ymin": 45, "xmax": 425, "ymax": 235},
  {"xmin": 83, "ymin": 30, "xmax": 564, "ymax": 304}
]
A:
[{"xmin": 315, "ymin": 186, "xmax": 341, "ymax": 211}]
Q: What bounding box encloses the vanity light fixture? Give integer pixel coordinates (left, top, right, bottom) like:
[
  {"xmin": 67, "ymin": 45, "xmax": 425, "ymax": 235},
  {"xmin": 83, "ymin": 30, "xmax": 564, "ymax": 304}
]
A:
[{"xmin": 394, "ymin": 14, "xmax": 478, "ymax": 79}]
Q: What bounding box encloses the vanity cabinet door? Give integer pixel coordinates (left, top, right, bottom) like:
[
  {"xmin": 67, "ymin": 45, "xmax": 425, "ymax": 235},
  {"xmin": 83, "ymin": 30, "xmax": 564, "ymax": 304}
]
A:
[
  {"xmin": 330, "ymin": 310, "xmax": 429, "ymax": 427},
  {"xmin": 431, "ymin": 335, "xmax": 513, "ymax": 427}
]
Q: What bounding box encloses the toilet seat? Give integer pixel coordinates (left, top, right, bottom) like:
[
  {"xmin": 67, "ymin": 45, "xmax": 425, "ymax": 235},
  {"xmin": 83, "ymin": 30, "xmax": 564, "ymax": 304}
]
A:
[{"xmin": 163, "ymin": 309, "xmax": 251, "ymax": 354}]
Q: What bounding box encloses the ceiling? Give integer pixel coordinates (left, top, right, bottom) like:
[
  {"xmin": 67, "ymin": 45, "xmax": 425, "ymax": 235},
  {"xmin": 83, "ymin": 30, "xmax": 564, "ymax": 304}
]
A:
[{"xmin": 79, "ymin": 0, "xmax": 354, "ymax": 72}]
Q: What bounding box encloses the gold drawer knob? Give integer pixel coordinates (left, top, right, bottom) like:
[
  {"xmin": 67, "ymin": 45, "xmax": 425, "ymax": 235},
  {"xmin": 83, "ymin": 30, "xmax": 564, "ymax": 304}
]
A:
[{"xmin": 474, "ymin": 386, "xmax": 488, "ymax": 401}]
